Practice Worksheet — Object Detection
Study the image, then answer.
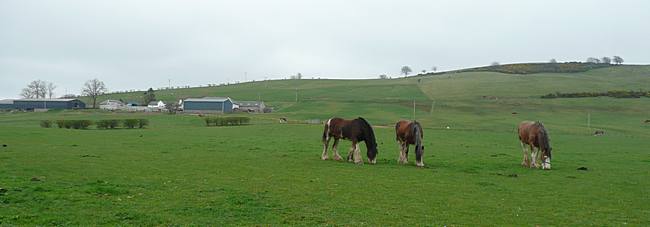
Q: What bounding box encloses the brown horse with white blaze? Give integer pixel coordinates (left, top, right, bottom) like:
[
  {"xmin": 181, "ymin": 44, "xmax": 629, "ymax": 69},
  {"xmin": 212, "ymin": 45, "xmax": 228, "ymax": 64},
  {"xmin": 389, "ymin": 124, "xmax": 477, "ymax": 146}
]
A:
[
  {"xmin": 322, "ymin": 117, "xmax": 378, "ymax": 164},
  {"xmin": 395, "ymin": 120, "xmax": 425, "ymax": 167},
  {"xmin": 518, "ymin": 121, "xmax": 553, "ymax": 170}
]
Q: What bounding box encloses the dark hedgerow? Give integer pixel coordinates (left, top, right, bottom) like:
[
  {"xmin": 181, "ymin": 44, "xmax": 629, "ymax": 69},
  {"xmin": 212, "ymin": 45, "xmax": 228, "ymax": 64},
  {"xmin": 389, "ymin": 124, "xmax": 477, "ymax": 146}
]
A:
[
  {"xmin": 40, "ymin": 120, "xmax": 52, "ymax": 128},
  {"xmin": 542, "ymin": 90, "xmax": 649, "ymax": 99},
  {"xmin": 56, "ymin": 120, "xmax": 65, "ymax": 128},
  {"xmin": 138, "ymin": 119, "xmax": 149, "ymax": 128},
  {"xmin": 203, "ymin": 116, "xmax": 251, "ymax": 127},
  {"xmin": 97, "ymin": 119, "xmax": 147, "ymax": 129},
  {"xmin": 53, "ymin": 120, "xmax": 93, "ymax": 129},
  {"xmin": 123, "ymin": 119, "xmax": 139, "ymax": 129}
]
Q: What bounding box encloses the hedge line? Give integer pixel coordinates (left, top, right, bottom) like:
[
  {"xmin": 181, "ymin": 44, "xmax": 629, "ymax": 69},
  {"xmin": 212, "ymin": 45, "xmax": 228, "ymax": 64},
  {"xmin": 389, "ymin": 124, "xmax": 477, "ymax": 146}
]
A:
[
  {"xmin": 41, "ymin": 119, "xmax": 149, "ymax": 129},
  {"xmin": 459, "ymin": 62, "xmax": 612, "ymax": 74},
  {"xmin": 96, "ymin": 119, "xmax": 149, "ymax": 129},
  {"xmin": 204, "ymin": 116, "xmax": 250, "ymax": 126},
  {"xmin": 42, "ymin": 120, "xmax": 94, "ymax": 129},
  {"xmin": 541, "ymin": 90, "xmax": 649, "ymax": 99}
]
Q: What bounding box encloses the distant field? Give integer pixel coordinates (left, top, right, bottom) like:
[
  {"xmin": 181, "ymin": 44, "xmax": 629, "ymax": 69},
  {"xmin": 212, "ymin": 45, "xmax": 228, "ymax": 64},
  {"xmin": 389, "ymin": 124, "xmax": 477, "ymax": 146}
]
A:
[{"xmin": 2, "ymin": 65, "xmax": 650, "ymax": 225}]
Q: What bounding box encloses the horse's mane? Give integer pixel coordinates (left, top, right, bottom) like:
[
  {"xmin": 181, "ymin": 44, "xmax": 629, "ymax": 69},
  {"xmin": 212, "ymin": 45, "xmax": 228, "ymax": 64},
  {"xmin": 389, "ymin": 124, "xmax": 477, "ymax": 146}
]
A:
[
  {"xmin": 535, "ymin": 121, "xmax": 551, "ymax": 158},
  {"xmin": 356, "ymin": 117, "xmax": 377, "ymax": 149}
]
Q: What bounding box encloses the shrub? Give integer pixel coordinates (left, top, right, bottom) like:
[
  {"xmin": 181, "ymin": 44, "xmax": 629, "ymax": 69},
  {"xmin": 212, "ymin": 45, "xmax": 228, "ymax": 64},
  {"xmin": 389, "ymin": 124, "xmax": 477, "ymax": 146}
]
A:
[
  {"xmin": 63, "ymin": 121, "xmax": 74, "ymax": 129},
  {"xmin": 40, "ymin": 120, "xmax": 52, "ymax": 128},
  {"xmin": 138, "ymin": 119, "xmax": 149, "ymax": 128},
  {"xmin": 204, "ymin": 116, "xmax": 251, "ymax": 127},
  {"xmin": 108, "ymin": 119, "xmax": 120, "ymax": 129},
  {"xmin": 96, "ymin": 120, "xmax": 111, "ymax": 129},
  {"xmin": 78, "ymin": 120, "xmax": 93, "ymax": 129},
  {"xmin": 56, "ymin": 120, "xmax": 65, "ymax": 128},
  {"xmin": 123, "ymin": 119, "xmax": 139, "ymax": 129}
]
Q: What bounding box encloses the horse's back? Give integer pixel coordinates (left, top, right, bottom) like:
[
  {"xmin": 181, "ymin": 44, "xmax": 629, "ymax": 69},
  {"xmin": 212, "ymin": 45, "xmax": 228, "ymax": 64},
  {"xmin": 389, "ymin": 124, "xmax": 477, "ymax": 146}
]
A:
[
  {"xmin": 395, "ymin": 120, "xmax": 414, "ymax": 143},
  {"xmin": 519, "ymin": 121, "xmax": 542, "ymax": 144}
]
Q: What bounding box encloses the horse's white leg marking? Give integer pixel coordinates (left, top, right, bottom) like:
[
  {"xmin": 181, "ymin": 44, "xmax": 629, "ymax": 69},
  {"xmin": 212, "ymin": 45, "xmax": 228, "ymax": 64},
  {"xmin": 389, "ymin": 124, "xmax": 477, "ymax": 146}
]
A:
[
  {"xmin": 322, "ymin": 136, "xmax": 330, "ymax": 160},
  {"xmin": 404, "ymin": 145, "xmax": 409, "ymax": 164},
  {"xmin": 353, "ymin": 143, "xmax": 362, "ymax": 164},
  {"xmin": 416, "ymin": 154, "xmax": 424, "ymax": 167},
  {"xmin": 398, "ymin": 142, "xmax": 405, "ymax": 164},
  {"xmin": 543, "ymin": 157, "xmax": 551, "ymax": 170},
  {"xmin": 530, "ymin": 146, "xmax": 539, "ymax": 168},
  {"xmin": 332, "ymin": 139, "xmax": 342, "ymax": 160},
  {"xmin": 520, "ymin": 142, "xmax": 528, "ymax": 167},
  {"xmin": 347, "ymin": 144, "xmax": 355, "ymax": 162}
]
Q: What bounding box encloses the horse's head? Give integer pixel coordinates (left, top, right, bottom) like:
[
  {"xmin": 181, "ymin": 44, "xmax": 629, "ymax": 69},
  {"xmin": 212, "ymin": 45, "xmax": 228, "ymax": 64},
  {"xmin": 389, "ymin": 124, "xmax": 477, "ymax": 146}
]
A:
[
  {"xmin": 357, "ymin": 117, "xmax": 378, "ymax": 164},
  {"xmin": 367, "ymin": 144, "xmax": 378, "ymax": 164}
]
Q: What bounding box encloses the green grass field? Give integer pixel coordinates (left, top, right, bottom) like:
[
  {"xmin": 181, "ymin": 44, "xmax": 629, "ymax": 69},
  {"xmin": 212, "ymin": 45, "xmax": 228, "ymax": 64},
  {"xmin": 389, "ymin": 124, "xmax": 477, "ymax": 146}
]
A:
[{"xmin": 1, "ymin": 65, "xmax": 650, "ymax": 225}]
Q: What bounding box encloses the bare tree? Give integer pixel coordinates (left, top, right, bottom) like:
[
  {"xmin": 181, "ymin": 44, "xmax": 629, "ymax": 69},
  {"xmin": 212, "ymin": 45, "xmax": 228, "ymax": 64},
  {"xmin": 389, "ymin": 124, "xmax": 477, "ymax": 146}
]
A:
[
  {"xmin": 82, "ymin": 78, "xmax": 107, "ymax": 108},
  {"xmin": 549, "ymin": 59, "xmax": 557, "ymax": 63},
  {"xmin": 401, "ymin": 66, "xmax": 412, "ymax": 76},
  {"xmin": 586, "ymin": 57, "xmax": 600, "ymax": 64},
  {"xmin": 491, "ymin": 62, "xmax": 500, "ymax": 66},
  {"xmin": 601, "ymin": 57, "xmax": 612, "ymax": 64},
  {"xmin": 290, "ymin": 73, "xmax": 303, "ymax": 80},
  {"xmin": 20, "ymin": 80, "xmax": 47, "ymax": 98},
  {"xmin": 46, "ymin": 82, "xmax": 56, "ymax": 99},
  {"xmin": 432, "ymin": 66, "xmax": 437, "ymax": 72},
  {"xmin": 379, "ymin": 74, "xmax": 388, "ymax": 79},
  {"xmin": 613, "ymin": 56, "xmax": 624, "ymax": 65}
]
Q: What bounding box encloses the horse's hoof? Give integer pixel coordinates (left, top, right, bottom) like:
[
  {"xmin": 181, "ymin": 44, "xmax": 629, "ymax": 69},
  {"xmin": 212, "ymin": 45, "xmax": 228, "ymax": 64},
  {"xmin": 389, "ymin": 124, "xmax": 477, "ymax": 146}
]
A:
[
  {"xmin": 321, "ymin": 156, "xmax": 328, "ymax": 160},
  {"xmin": 334, "ymin": 156, "xmax": 342, "ymax": 161}
]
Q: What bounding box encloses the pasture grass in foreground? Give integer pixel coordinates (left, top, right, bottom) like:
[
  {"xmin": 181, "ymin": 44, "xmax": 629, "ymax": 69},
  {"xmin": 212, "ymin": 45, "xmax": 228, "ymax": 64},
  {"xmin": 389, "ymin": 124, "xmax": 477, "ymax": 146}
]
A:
[{"xmin": 0, "ymin": 111, "xmax": 648, "ymax": 225}]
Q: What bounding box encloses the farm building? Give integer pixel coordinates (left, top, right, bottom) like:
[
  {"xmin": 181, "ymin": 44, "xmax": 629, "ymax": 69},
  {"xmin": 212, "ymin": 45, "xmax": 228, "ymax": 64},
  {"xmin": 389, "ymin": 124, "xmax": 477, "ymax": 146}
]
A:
[
  {"xmin": 0, "ymin": 98, "xmax": 85, "ymax": 110},
  {"xmin": 182, "ymin": 97, "xmax": 234, "ymax": 113},
  {"xmin": 99, "ymin": 100, "xmax": 125, "ymax": 110},
  {"xmin": 234, "ymin": 101, "xmax": 266, "ymax": 113},
  {"xmin": 147, "ymin": 100, "xmax": 166, "ymax": 109},
  {"xmin": 0, "ymin": 99, "xmax": 13, "ymax": 109}
]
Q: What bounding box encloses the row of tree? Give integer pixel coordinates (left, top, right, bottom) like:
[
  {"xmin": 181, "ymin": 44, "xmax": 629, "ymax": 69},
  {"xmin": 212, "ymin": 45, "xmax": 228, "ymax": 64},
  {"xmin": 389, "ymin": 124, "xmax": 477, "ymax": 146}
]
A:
[
  {"xmin": 585, "ymin": 56, "xmax": 624, "ymax": 65},
  {"xmin": 20, "ymin": 78, "xmax": 107, "ymax": 108},
  {"xmin": 20, "ymin": 80, "xmax": 56, "ymax": 99},
  {"xmin": 392, "ymin": 56, "xmax": 625, "ymax": 78}
]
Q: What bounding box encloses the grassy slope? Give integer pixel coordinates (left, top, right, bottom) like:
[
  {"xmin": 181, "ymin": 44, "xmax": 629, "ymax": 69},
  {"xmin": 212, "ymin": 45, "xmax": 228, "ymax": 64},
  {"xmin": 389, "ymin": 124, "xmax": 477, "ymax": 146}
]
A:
[{"xmin": 1, "ymin": 65, "xmax": 649, "ymax": 225}]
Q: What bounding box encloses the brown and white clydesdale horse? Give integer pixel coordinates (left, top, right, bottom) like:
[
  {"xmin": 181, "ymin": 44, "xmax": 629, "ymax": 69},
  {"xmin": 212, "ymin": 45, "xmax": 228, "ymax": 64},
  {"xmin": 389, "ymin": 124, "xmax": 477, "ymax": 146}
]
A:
[
  {"xmin": 322, "ymin": 117, "xmax": 378, "ymax": 164},
  {"xmin": 518, "ymin": 121, "xmax": 553, "ymax": 170},
  {"xmin": 395, "ymin": 120, "xmax": 425, "ymax": 167}
]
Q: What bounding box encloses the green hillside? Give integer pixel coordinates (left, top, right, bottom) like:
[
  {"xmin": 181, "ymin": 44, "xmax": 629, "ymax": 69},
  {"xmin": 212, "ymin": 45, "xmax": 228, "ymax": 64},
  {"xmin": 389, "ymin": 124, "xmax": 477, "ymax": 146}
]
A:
[
  {"xmin": 2, "ymin": 64, "xmax": 649, "ymax": 225},
  {"xmin": 88, "ymin": 65, "xmax": 650, "ymax": 133}
]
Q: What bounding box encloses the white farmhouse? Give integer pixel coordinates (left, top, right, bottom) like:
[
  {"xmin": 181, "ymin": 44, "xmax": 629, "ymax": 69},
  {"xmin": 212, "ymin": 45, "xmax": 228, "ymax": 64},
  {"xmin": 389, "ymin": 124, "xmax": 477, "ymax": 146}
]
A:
[{"xmin": 147, "ymin": 100, "xmax": 166, "ymax": 110}]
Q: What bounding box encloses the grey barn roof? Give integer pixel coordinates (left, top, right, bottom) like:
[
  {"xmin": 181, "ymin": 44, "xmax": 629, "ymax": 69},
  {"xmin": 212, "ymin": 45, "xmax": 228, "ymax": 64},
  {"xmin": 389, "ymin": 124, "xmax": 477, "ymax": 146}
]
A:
[
  {"xmin": 184, "ymin": 97, "xmax": 232, "ymax": 102},
  {"xmin": 0, "ymin": 99, "xmax": 14, "ymax": 104}
]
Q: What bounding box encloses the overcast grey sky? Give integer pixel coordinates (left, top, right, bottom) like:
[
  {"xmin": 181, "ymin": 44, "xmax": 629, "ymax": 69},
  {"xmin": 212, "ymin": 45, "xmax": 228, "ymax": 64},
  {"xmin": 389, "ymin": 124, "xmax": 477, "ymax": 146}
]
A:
[{"xmin": 1, "ymin": 0, "xmax": 649, "ymax": 99}]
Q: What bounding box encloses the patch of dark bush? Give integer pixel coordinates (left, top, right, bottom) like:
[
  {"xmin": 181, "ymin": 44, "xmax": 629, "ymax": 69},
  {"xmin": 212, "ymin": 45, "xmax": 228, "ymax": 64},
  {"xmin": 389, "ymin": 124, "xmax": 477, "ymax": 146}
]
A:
[
  {"xmin": 39, "ymin": 120, "xmax": 52, "ymax": 128},
  {"xmin": 541, "ymin": 90, "xmax": 649, "ymax": 99},
  {"xmin": 204, "ymin": 116, "xmax": 251, "ymax": 127}
]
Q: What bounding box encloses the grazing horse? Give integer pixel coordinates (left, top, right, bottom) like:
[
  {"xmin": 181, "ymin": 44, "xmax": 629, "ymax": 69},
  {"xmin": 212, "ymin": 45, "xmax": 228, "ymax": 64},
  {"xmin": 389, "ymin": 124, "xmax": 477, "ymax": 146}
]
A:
[
  {"xmin": 518, "ymin": 121, "xmax": 553, "ymax": 170},
  {"xmin": 322, "ymin": 117, "xmax": 378, "ymax": 164},
  {"xmin": 395, "ymin": 120, "xmax": 425, "ymax": 167}
]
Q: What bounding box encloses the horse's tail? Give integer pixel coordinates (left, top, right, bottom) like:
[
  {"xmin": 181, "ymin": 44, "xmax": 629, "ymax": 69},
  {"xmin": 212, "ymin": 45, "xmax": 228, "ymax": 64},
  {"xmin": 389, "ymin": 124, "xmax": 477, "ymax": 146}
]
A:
[{"xmin": 536, "ymin": 121, "xmax": 551, "ymax": 158}]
